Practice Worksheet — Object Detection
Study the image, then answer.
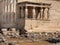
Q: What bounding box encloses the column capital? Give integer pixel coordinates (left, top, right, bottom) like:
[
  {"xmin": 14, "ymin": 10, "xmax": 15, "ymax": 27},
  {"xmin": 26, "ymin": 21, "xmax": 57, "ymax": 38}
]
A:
[{"xmin": 45, "ymin": 7, "xmax": 49, "ymax": 10}]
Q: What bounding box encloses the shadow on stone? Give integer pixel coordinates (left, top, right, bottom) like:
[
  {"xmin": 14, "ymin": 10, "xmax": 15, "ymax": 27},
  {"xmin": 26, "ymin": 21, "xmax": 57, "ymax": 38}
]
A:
[
  {"xmin": 45, "ymin": 38, "xmax": 60, "ymax": 43},
  {"xmin": 19, "ymin": 28, "xmax": 27, "ymax": 37}
]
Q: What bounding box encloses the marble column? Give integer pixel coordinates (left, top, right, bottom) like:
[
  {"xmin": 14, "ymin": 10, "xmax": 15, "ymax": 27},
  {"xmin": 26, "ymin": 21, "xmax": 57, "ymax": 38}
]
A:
[
  {"xmin": 44, "ymin": 7, "xmax": 49, "ymax": 20},
  {"xmin": 2, "ymin": 0, "xmax": 5, "ymax": 23},
  {"xmin": 47, "ymin": 8, "xmax": 49, "ymax": 20},
  {"xmin": 11, "ymin": 0, "xmax": 14, "ymax": 23},
  {"xmin": 39, "ymin": 9, "xmax": 41, "ymax": 19},
  {"xmin": 13, "ymin": 0, "xmax": 17, "ymax": 22},
  {"xmin": 33, "ymin": 7, "xmax": 36, "ymax": 19},
  {"xmin": 25, "ymin": 6, "xmax": 28, "ymax": 19},
  {"xmin": 40, "ymin": 7, "xmax": 44, "ymax": 20}
]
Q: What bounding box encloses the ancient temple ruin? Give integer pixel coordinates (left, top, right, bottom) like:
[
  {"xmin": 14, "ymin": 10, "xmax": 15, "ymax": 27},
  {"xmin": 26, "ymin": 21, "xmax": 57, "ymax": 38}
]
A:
[
  {"xmin": 0, "ymin": 0, "xmax": 51, "ymax": 32},
  {"xmin": 17, "ymin": 1, "xmax": 51, "ymax": 32},
  {"xmin": 17, "ymin": 1, "xmax": 50, "ymax": 20}
]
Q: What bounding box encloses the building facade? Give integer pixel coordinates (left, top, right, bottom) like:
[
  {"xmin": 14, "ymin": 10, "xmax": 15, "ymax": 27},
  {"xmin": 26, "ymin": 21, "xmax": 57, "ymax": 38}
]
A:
[
  {"xmin": 17, "ymin": 1, "xmax": 51, "ymax": 32},
  {"xmin": 0, "ymin": 0, "xmax": 60, "ymax": 32}
]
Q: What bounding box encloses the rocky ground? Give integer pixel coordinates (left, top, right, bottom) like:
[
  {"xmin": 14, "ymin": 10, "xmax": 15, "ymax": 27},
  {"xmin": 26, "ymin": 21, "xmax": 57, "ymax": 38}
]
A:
[{"xmin": 0, "ymin": 30, "xmax": 60, "ymax": 45}]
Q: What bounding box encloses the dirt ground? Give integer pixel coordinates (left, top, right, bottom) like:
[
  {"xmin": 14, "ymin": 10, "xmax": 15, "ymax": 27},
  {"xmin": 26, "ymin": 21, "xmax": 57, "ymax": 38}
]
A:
[
  {"xmin": 0, "ymin": 37, "xmax": 53, "ymax": 45},
  {"xmin": 15, "ymin": 41, "xmax": 51, "ymax": 45},
  {"xmin": 6, "ymin": 38, "xmax": 52, "ymax": 45},
  {"xmin": 0, "ymin": 41, "xmax": 52, "ymax": 45}
]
